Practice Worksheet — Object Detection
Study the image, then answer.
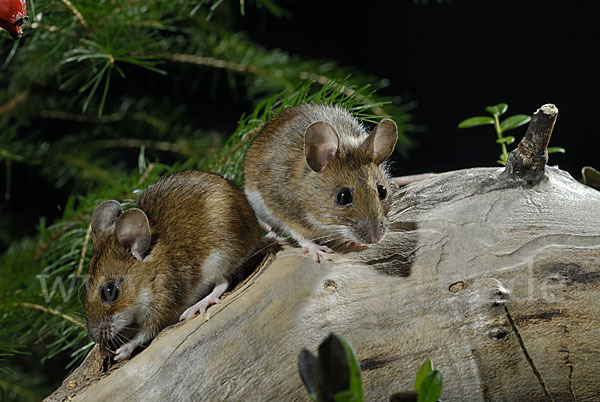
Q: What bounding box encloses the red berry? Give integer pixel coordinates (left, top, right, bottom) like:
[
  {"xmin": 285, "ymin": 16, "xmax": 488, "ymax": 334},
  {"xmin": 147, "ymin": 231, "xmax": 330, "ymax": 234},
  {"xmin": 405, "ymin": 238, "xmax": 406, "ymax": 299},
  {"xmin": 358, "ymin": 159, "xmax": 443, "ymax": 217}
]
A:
[{"xmin": 0, "ymin": 0, "xmax": 27, "ymax": 39}]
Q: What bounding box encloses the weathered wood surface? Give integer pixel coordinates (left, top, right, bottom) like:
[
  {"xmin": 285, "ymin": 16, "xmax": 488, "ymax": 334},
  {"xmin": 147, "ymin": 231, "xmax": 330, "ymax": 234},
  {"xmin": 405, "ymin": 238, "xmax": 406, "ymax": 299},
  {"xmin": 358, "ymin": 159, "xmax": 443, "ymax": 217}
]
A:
[{"xmin": 48, "ymin": 163, "xmax": 600, "ymax": 402}]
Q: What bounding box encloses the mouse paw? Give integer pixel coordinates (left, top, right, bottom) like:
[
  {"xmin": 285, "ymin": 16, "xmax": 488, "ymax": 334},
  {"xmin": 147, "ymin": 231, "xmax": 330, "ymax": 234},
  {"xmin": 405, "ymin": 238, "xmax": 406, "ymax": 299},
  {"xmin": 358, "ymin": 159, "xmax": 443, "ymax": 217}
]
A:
[
  {"xmin": 265, "ymin": 231, "xmax": 287, "ymax": 244},
  {"xmin": 114, "ymin": 342, "xmax": 136, "ymax": 361},
  {"xmin": 179, "ymin": 295, "xmax": 219, "ymax": 321},
  {"xmin": 180, "ymin": 278, "xmax": 229, "ymax": 321},
  {"xmin": 302, "ymin": 243, "xmax": 333, "ymax": 262}
]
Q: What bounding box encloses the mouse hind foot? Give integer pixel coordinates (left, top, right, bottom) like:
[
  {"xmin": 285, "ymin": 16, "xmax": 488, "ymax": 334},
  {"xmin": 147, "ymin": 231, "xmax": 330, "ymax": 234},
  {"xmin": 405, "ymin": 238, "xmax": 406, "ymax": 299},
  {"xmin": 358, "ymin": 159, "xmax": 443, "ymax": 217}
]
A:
[{"xmin": 179, "ymin": 277, "xmax": 229, "ymax": 321}]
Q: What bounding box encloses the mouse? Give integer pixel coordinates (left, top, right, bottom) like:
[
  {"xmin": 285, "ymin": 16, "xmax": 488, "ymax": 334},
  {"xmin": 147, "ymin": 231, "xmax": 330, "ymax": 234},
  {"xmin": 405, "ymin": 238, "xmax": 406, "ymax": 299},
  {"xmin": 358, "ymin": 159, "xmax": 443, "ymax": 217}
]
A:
[
  {"xmin": 243, "ymin": 103, "xmax": 398, "ymax": 262},
  {"xmin": 84, "ymin": 170, "xmax": 260, "ymax": 361}
]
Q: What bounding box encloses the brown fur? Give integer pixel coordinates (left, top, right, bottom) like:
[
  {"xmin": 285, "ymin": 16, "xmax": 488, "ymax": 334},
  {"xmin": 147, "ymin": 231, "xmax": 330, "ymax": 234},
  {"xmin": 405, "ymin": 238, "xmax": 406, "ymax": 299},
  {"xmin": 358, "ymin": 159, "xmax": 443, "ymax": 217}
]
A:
[
  {"xmin": 244, "ymin": 104, "xmax": 395, "ymax": 247},
  {"xmin": 85, "ymin": 171, "xmax": 260, "ymax": 352}
]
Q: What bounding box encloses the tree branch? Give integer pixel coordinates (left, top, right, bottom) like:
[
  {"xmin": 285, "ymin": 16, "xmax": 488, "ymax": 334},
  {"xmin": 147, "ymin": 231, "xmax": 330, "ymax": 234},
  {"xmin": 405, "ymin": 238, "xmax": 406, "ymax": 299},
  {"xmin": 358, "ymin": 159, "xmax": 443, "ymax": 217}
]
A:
[{"xmin": 503, "ymin": 103, "xmax": 558, "ymax": 185}]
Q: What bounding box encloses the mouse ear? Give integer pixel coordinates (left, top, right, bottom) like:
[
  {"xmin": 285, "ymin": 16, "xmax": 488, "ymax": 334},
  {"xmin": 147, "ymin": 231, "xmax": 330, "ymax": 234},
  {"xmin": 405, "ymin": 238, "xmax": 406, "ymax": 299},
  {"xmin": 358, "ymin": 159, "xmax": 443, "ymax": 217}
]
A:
[
  {"xmin": 91, "ymin": 200, "xmax": 123, "ymax": 238},
  {"xmin": 304, "ymin": 121, "xmax": 340, "ymax": 172},
  {"xmin": 361, "ymin": 118, "xmax": 398, "ymax": 165},
  {"xmin": 115, "ymin": 208, "xmax": 151, "ymax": 261}
]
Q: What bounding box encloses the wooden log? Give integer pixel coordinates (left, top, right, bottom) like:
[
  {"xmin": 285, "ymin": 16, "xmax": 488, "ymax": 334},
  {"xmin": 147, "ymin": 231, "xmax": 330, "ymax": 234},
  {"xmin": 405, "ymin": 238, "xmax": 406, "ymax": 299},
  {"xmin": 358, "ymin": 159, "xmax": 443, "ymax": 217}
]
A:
[{"xmin": 47, "ymin": 105, "xmax": 600, "ymax": 401}]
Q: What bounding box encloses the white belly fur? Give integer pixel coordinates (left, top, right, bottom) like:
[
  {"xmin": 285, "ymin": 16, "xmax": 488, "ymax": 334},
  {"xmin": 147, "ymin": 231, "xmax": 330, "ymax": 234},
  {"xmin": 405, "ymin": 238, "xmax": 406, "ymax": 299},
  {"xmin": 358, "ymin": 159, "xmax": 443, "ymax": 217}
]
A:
[
  {"xmin": 244, "ymin": 189, "xmax": 285, "ymax": 233},
  {"xmin": 186, "ymin": 250, "xmax": 231, "ymax": 308}
]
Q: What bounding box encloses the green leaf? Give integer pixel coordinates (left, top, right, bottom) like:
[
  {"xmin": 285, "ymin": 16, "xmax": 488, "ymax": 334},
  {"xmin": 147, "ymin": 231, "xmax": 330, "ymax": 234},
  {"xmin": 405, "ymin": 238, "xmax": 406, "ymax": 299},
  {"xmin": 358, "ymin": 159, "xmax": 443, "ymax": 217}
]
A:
[
  {"xmin": 486, "ymin": 103, "xmax": 508, "ymax": 116},
  {"xmin": 496, "ymin": 136, "xmax": 515, "ymax": 145},
  {"xmin": 458, "ymin": 116, "xmax": 494, "ymax": 129},
  {"xmin": 414, "ymin": 360, "xmax": 433, "ymax": 391},
  {"xmin": 315, "ymin": 333, "xmax": 363, "ymax": 402},
  {"xmin": 500, "ymin": 114, "xmax": 531, "ymax": 132},
  {"xmin": 497, "ymin": 152, "xmax": 508, "ymax": 166},
  {"xmin": 337, "ymin": 335, "xmax": 364, "ymax": 402},
  {"xmin": 298, "ymin": 348, "xmax": 318, "ymax": 401},
  {"xmin": 417, "ymin": 370, "xmax": 442, "ymax": 402},
  {"xmin": 333, "ymin": 389, "xmax": 361, "ymax": 402},
  {"xmin": 548, "ymin": 146, "xmax": 566, "ymax": 154}
]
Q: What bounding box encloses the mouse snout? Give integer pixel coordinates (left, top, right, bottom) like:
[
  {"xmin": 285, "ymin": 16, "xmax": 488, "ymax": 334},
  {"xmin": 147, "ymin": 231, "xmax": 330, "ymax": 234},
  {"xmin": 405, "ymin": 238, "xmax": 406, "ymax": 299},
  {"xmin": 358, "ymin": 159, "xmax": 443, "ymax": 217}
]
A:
[
  {"xmin": 88, "ymin": 319, "xmax": 113, "ymax": 345},
  {"xmin": 355, "ymin": 221, "xmax": 384, "ymax": 245}
]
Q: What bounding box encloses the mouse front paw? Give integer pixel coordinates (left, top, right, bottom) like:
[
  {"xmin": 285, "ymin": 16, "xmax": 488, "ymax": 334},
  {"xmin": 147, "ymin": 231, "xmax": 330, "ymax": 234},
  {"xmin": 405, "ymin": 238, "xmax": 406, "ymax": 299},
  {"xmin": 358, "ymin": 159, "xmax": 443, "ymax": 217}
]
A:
[
  {"xmin": 264, "ymin": 230, "xmax": 287, "ymax": 244},
  {"xmin": 114, "ymin": 342, "xmax": 137, "ymax": 361},
  {"xmin": 302, "ymin": 242, "xmax": 333, "ymax": 262}
]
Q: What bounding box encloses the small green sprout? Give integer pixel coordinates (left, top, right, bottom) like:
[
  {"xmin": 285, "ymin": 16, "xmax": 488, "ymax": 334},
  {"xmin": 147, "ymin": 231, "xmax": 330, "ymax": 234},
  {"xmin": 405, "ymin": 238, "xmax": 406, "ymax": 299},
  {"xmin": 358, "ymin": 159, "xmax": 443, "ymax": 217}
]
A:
[
  {"xmin": 413, "ymin": 360, "xmax": 442, "ymax": 402},
  {"xmin": 458, "ymin": 102, "xmax": 565, "ymax": 166}
]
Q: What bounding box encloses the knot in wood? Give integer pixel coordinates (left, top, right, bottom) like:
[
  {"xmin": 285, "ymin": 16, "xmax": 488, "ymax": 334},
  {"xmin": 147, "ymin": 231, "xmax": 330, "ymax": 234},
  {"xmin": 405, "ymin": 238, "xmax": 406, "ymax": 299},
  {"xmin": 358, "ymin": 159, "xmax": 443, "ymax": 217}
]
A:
[{"xmin": 449, "ymin": 281, "xmax": 466, "ymax": 293}]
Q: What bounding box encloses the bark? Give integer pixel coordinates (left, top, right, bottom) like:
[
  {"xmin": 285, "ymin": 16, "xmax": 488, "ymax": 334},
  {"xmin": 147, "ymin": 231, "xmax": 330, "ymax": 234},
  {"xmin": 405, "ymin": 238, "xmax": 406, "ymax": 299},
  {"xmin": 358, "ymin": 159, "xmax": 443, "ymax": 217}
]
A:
[{"xmin": 47, "ymin": 105, "xmax": 600, "ymax": 402}]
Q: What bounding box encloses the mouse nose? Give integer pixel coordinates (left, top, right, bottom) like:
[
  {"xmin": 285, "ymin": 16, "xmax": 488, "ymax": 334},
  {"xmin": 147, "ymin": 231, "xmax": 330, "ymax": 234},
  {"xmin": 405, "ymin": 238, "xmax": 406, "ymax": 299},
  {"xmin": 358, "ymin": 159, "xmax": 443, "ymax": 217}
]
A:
[{"xmin": 355, "ymin": 221, "xmax": 384, "ymax": 244}]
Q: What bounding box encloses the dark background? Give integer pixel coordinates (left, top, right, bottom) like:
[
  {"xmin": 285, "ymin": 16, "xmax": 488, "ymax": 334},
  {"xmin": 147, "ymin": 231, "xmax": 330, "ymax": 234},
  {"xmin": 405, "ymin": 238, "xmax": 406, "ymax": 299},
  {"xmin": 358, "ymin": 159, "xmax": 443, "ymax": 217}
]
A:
[{"xmin": 242, "ymin": 0, "xmax": 599, "ymax": 177}]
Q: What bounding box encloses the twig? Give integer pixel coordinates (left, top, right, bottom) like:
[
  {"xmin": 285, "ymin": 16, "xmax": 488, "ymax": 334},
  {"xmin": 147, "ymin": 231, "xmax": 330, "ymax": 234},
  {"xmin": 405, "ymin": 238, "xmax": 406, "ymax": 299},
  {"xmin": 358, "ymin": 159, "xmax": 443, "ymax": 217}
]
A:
[
  {"xmin": 76, "ymin": 224, "xmax": 92, "ymax": 277},
  {"xmin": 0, "ymin": 91, "xmax": 29, "ymax": 116},
  {"xmin": 59, "ymin": 0, "xmax": 90, "ymax": 33},
  {"xmin": 137, "ymin": 163, "xmax": 155, "ymax": 186},
  {"xmin": 504, "ymin": 305, "xmax": 555, "ymax": 402},
  {"xmin": 94, "ymin": 139, "xmax": 192, "ymax": 156},
  {"xmin": 504, "ymin": 104, "xmax": 558, "ymax": 185},
  {"xmin": 39, "ymin": 110, "xmax": 168, "ymax": 133},
  {"xmin": 17, "ymin": 302, "xmax": 85, "ymax": 328},
  {"xmin": 162, "ymin": 52, "xmax": 270, "ymax": 76}
]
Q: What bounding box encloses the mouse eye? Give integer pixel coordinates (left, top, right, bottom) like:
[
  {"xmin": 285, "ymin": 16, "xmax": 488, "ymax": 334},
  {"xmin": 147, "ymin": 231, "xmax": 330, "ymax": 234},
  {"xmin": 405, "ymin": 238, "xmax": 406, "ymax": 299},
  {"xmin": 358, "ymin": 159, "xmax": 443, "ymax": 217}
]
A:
[
  {"xmin": 377, "ymin": 184, "xmax": 387, "ymax": 200},
  {"xmin": 336, "ymin": 188, "xmax": 353, "ymax": 206},
  {"xmin": 100, "ymin": 282, "xmax": 120, "ymax": 303}
]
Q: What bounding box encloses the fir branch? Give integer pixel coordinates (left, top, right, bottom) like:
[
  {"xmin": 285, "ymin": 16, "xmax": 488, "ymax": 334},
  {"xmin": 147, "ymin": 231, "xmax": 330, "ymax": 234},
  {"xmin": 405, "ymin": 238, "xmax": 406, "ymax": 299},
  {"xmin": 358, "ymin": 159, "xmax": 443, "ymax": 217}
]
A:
[
  {"xmin": 206, "ymin": 78, "xmax": 397, "ymax": 185},
  {"xmin": 162, "ymin": 52, "xmax": 392, "ymax": 117},
  {"xmin": 16, "ymin": 303, "xmax": 85, "ymax": 329},
  {"xmin": 75, "ymin": 225, "xmax": 92, "ymax": 277},
  {"xmin": 58, "ymin": 0, "xmax": 90, "ymax": 33},
  {"xmin": 38, "ymin": 110, "xmax": 168, "ymax": 133},
  {"xmin": 0, "ymin": 92, "xmax": 29, "ymax": 116},
  {"xmin": 0, "ymin": 163, "xmax": 180, "ymax": 376},
  {"xmin": 0, "ymin": 378, "xmax": 41, "ymax": 401},
  {"xmin": 159, "ymin": 52, "xmax": 292, "ymax": 89},
  {"xmin": 163, "ymin": 53, "xmax": 267, "ymax": 75},
  {"xmin": 0, "ymin": 0, "xmax": 417, "ymax": 395},
  {"xmin": 0, "ymin": 147, "xmax": 27, "ymax": 163},
  {"xmin": 93, "ymin": 139, "xmax": 197, "ymax": 157},
  {"xmin": 53, "ymin": 153, "xmax": 116, "ymax": 184}
]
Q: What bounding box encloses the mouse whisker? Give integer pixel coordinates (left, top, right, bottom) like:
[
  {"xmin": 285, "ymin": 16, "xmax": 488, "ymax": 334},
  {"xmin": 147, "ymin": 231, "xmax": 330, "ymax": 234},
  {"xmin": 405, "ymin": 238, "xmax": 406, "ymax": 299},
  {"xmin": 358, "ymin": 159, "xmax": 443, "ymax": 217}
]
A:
[
  {"xmin": 307, "ymin": 234, "xmax": 333, "ymax": 243},
  {"xmin": 247, "ymin": 239, "xmax": 281, "ymax": 259}
]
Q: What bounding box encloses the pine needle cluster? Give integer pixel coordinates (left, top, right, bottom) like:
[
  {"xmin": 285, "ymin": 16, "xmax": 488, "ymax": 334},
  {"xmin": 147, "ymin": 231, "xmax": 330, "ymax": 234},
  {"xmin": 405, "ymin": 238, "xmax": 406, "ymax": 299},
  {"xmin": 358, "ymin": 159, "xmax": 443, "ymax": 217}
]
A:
[{"xmin": 1, "ymin": 0, "xmax": 417, "ymax": 399}]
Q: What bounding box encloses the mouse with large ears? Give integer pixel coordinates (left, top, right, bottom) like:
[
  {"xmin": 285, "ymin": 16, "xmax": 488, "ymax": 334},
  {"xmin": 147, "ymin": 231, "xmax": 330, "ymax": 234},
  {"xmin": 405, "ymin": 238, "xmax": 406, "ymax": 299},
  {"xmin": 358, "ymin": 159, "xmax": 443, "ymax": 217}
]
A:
[
  {"xmin": 84, "ymin": 171, "xmax": 260, "ymax": 361},
  {"xmin": 244, "ymin": 104, "xmax": 398, "ymax": 262}
]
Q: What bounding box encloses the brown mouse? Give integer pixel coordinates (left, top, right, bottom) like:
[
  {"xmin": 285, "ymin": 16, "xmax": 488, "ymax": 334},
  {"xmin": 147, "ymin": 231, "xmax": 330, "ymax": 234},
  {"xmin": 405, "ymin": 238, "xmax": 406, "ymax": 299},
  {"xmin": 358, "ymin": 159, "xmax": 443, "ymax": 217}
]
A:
[
  {"xmin": 244, "ymin": 104, "xmax": 397, "ymax": 262},
  {"xmin": 84, "ymin": 170, "xmax": 260, "ymax": 361}
]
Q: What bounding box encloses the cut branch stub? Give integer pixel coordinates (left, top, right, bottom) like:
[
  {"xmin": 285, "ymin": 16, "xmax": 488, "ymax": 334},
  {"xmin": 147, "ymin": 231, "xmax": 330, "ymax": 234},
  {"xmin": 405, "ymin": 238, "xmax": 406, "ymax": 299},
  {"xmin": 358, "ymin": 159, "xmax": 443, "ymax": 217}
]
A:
[{"xmin": 503, "ymin": 103, "xmax": 558, "ymax": 185}]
